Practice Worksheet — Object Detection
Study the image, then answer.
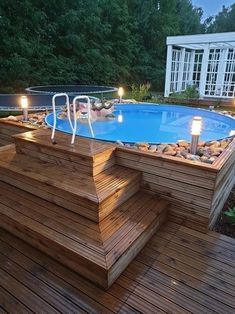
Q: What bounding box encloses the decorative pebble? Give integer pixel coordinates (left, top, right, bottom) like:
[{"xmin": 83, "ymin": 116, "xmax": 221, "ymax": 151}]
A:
[
  {"xmin": 200, "ymin": 156, "xmax": 213, "ymax": 164},
  {"xmin": 186, "ymin": 154, "xmax": 201, "ymax": 161},
  {"xmin": 177, "ymin": 140, "xmax": 189, "ymax": 148},
  {"xmin": 125, "ymin": 135, "xmax": 234, "ymax": 164},
  {"xmin": 220, "ymin": 140, "xmax": 229, "ymax": 149},
  {"xmin": 4, "ymin": 115, "xmax": 18, "ymax": 122},
  {"xmin": 198, "ymin": 141, "xmax": 206, "ymax": 147},
  {"xmin": 137, "ymin": 142, "xmax": 149, "ymax": 151},
  {"xmin": 157, "ymin": 144, "xmax": 167, "ymax": 152},
  {"xmin": 210, "ymin": 147, "xmax": 224, "ymax": 156},
  {"xmin": 207, "ymin": 141, "xmax": 220, "ymax": 147},
  {"xmin": 149, "ymin": 145, "xmax": 157, "ymax": 152},
  {"xmin": 116, "ymin": 140, "xmax": 124, "ymax": 146}
]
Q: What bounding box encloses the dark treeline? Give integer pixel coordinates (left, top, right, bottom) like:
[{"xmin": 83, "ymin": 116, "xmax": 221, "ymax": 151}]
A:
[{"xmin": 0, "ymin": 0, "xmax": 234, "ymax": 93}]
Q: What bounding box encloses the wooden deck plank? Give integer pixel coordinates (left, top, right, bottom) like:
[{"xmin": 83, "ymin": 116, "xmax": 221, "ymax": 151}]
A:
[
  {"xmin": 116, "ymin": 148, "xmax": 218, "ymax": 172},
  {"xmin": 150, "ymin": 260, "xmax": 235, "ymax": 313},
  {"xmin": 0, "ymin": 145, "xmax": 141, "ymax": 222},
  {"xmin": 0, "ymin": 228, "xmax": 127, "ymax": 313},
  {"xmin": 0, "ymin": 253, "xmax": 88, "ymax": 314},
  {"xmin": 133, "ymin": 257, "xmax": 227, "ymax": 314},
  {"xmin": 0, "ymin": 185, "xmax": 103, "ymax": 252},
  {"xmin": 0, "ymin": 148, "xmax": 141, "ymax": 225},
  {"xmin": 116, "ymin": 276, "xmax": 168, "ymax": 314},
  {"xmin": 0, "ymin": 239, "xmax": 112, "ymax": 314},
  {"xmin": 0, "ymin": 177, "xmax": 167, "ymax": 288},
  {"xmin": 0, "ymin": 221, "xmax": 235, "ymax": 313},
  {"xmin": 123, "ymin": 260, "xmax": 216, "ymax": 314},
  {"xmin": 0, "ymin": 268, "xmax": 60, "ymax": 314},
  {"xmin": 117, "ymin": 154, "xmax": 216, "ymax": 188},
  {"xmin": 142, "ymin": 230, "xmax": 235, "ymax": 313},
  {"xmin": 157, "ymin": 253, "xmax": 235, "ymax": 303},
  {"xmin": 0, "ymin": 307, "xmax": 8, "ymax": 314},
  {"xmin": 161, "ymin": 243, "xmax": 235, "ymax": 286},
  {"xmin": 153, "ymin": 235, "xmax": 235, "ymax": 277},
  {"xmin": 14, "ymin": 128, "xmax": 116, "ymax": 158},
  {"xmin": 117, "ymin": 304, "xmax": 142, "ymax": 314},
  {"xmin": 0, "ymin": 181, "xmax": 101, "ymax": 240},
  {"xmin": 0, "ymin": 286, "xmax": 32, "ymax": 314},
  {"xmin": 170, "ymin": 231, "xmax": 235, "ymax": 267},
  {"xmin": 153, "ymin": 228, "xmax": 235, "ymax": 276},
  {"xmin": 208, "ymin": 229, "xmax": 235, "ymax": 245},
  {"xmin": 0, "ymin": 145, "xmax": 139, "ymax": 204},
  {"xmin": 179, "ymin": 225, "xmax": 235, "ymax": 252}
]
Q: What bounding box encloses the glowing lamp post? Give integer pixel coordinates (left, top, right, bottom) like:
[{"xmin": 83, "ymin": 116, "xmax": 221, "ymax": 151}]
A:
[
  {"xmin": 21, "ymin": 96, "xmax": 28, "ymax": 122},
  {"xmin": 118, "ymin": 87, "xmax": 124, "ymax": 103},
  {"xmin": 190, "ymin": 116, "xmax": 202, "ymax": 155}
]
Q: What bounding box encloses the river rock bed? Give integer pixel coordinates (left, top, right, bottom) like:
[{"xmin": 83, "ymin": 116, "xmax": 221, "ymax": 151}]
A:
[
  {"xmin": 117, "ymin": 137, "xmax": 234, "ymax": 164},
  {"xmin": 3, "ymin": 113, "xmax": 48, "ymax": 127}
]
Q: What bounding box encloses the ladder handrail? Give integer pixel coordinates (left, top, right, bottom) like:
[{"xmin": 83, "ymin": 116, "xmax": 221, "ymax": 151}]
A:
[
  {"xmin": 51, "ymin": 93, "xmax": 70, "ymax": 143},
  {"xmin": 71, "ymin": 95, "xmax": 94, "ymax": 144}
]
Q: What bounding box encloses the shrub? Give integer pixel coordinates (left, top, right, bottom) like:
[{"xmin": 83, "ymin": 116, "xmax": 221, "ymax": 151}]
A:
[
  {"xmin": 131, "ymin": 83, "xmax": 151, "ymax": 101},
  {"xmin": 171, "ymin": 84, "xmax": 199, "ymax": 99},
  {"xmin": 224, "ymin": 207, "xmax": 235, "ymax": 224}
]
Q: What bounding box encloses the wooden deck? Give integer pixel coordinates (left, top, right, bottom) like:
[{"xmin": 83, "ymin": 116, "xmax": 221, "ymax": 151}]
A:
[
  {"xmin": 0, "ymin": 221, "xmax": 235, "ymax": 314},
  {"xmin": 0, "ymin": 129, "xmax": 169, "ymax": 289},
  {"xmin": 1, "ymin": 118, "xmax": 235, "ymax": 233}
]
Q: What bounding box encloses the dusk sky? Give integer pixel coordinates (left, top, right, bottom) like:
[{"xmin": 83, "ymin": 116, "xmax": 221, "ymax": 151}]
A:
[{"xmin": 192, "ymin": 0, "xmax": 235, "ymax": 20}]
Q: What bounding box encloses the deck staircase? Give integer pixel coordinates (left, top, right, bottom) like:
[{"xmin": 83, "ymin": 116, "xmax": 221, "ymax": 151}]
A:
[{"xmin": 0, "ymin": 129, "xmax": 168, "ymax": 288}]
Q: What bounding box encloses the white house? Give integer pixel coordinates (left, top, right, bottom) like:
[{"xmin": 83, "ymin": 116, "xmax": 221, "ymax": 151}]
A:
[{"xmin": 164, "ymin": 32, "xmax": 235, "ymax": 99}]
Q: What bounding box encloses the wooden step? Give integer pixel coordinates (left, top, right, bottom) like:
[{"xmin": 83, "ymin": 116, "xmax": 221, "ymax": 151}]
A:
[
  {"xmin": 0, "ymin": 181, "xmax": 168, "ymax": 288},
  {"xmin": 0, "ymin": 145, "xmax": 141, "ymax": 222},
  {"xmin": 14, "ymin": 129, "xmax": 116, "ymax": 175}
]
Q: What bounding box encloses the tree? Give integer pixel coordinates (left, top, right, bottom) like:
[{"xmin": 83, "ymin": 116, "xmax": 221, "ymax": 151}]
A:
[
  {"xmin": 206, "ymin": 4, "xmax": 235, "ymax": 33},
  {"xmin": 0, "ymin": 0, "xmax": 205, "ymax": 93}
]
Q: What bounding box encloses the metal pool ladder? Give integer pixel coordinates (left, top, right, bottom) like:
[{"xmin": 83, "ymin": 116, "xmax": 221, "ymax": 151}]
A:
[{"xmin": 51, "ymin": 93, "xmax": 94, "ymax": 145}]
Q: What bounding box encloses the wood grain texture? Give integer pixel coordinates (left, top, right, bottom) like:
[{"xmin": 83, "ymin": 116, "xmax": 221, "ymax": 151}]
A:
[
  {"xmin": 0, "ymin": 145, "xmax": 141, "ymax": 222},
  {"xmin": 0, "ymin": 180, "xmax": 168, "ymax": 289},
  {"xmin": 116, "ymin": 139, "xmax": 235, "ymax": 232},
  {"xmin": 1, "ymin": 221, "xmax": 235, "ymax": 313}
]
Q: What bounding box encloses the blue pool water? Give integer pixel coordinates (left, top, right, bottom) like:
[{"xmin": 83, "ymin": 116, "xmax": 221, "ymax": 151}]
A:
[{"xmin": 45, "ymin": 104, "xmax": 235, "ymax": 144}]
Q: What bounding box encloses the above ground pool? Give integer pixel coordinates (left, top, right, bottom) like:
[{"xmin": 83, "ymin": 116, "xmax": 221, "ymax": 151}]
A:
[{"xmin": 45, "ymin": 104, "xmax": 235, "ymax": 144}]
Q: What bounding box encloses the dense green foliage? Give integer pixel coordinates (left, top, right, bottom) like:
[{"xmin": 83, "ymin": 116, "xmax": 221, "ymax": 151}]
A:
[
  {"xmin": 131, "ymin": 83, "xmax": 151, "ymax": 101},
  {"xmin": 0, "ymin": 1, "xmax": 234, "ymax": 93},
  {"xmin": 224, "ymin": 206, "xmax": 235, "ymax": 225}
]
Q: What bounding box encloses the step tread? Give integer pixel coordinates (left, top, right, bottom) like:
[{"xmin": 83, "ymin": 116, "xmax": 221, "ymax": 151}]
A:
[
  {"xmin": 14, "ymin": 129, "xmax": 116, "ymax": 160},
  {"xmin": 0, "ymin": 145, "xmax": 140, "ymax": 203},
  {"xmin": 0, "ymin": 181, "xmax": 168, "ymax": 270}
]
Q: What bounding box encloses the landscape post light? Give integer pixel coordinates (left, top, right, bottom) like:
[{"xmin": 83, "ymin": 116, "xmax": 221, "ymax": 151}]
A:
[
  {"xmin": 190, "ymin": 116, "xmax": 202, "ymax": 155},
  {"xmin": 118, "ymin": 87, "xmax": 124, "ymax": 103},
  {"xmin": 21, "ymin": 96, "xmax": 29, "ymax": 122}
]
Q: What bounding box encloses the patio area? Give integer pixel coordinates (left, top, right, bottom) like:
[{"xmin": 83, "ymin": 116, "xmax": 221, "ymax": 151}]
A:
[
  {"xmin": 0, "ymin": 220, "xmax": 235, "ymax": 314},
  {"xmin": 0, "ymin": 113, "xmax": 234, "ymax": 313}
]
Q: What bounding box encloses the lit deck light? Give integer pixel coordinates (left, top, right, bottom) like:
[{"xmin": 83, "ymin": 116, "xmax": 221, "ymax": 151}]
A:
[
  {"xmin": 117, "ymin": 111, "xmax": 123, "ymax": 123},
  {"xmin": 21, "ymin": 96, "xmax": 28, "ymax": 122},
  {"xmin": 118, "ymin": 87, "xmax": 124, "ymax": 103},
  {"xmin": 190, "ymin": 116, "xmax": 202, "ymax": 155}
]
